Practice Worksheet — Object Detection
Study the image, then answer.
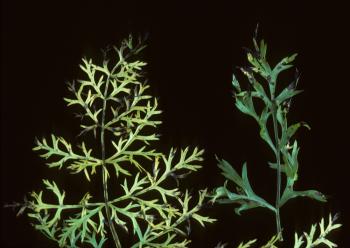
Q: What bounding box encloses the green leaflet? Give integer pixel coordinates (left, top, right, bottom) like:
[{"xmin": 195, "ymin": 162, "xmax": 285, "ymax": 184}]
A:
[
  {"xmin": 279, "ymin": 176, "xmax": 327, "ymax": 208},
  {"xmin": 18, "ymin": 35, "xmax": 215, "ymax": 248},
  {"xmin": 275, "ymin": 88, "xmax": 303, "ymax": 105},
  {"xmin": 86, "ymin": 232, "xmax": 107, "ymax": 248},
  {"xmin": 235, "ymin": 91, "xmax": 258, "ymax": 120},
  {"xmin": 280, "ymin": 187, "xmax": 327, "ymax": 208},
  {"xmin": 272, "ymin": 54, "xmax": 298, "ymax": 80},
  {"xmin": 216, "ymin": 157, "xmax": 243, "ymax": 187},
  {"xmin": 258, "ymin": 106, "xmax": 276, "ymax": 154},
  {"xmin": 269, "ymin": 140, "xmax": 300, "ymax": 180},
  {"xmin": 212, "ymin": 158, "xmax": 276, "ymax": 215}
]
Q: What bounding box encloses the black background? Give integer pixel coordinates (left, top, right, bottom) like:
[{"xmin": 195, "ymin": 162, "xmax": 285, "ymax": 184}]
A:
[{"xmin": 1, "ymin": 1, "xmax": 349, "ymax": 247}]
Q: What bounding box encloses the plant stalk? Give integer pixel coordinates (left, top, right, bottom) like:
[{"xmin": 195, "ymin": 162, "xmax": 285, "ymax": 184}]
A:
[
  {"xmin": 271, "ymin": 101, "xmax": 283, "ymax": 240},
  {"xmin": 101, "ymin": 78, "xmax": 122, "ymax": 248}
]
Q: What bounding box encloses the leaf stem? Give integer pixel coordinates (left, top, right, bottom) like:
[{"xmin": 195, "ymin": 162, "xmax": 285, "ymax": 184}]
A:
[
  {"xmin": 271, "ymin": 101, "xmax": 283, "ymax": 240},
  {"xmin": 101, "ymin": 75, "xmax": 122, "ymax": 248}
]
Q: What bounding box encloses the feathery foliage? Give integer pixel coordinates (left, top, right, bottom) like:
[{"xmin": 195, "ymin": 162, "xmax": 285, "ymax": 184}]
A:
[{"xmin": 16, "ymin": 35, "xmax": 215, "ymax": 248}]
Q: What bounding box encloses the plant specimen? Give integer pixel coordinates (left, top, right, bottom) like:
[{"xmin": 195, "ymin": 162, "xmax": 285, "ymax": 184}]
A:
[
  {"xmin": 211, "ymin": 26, "xmax": 340, "ymax": 245},
  {"xmin": 11, "ymin": 35, "xmax": 215, "ymax": 248}
]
